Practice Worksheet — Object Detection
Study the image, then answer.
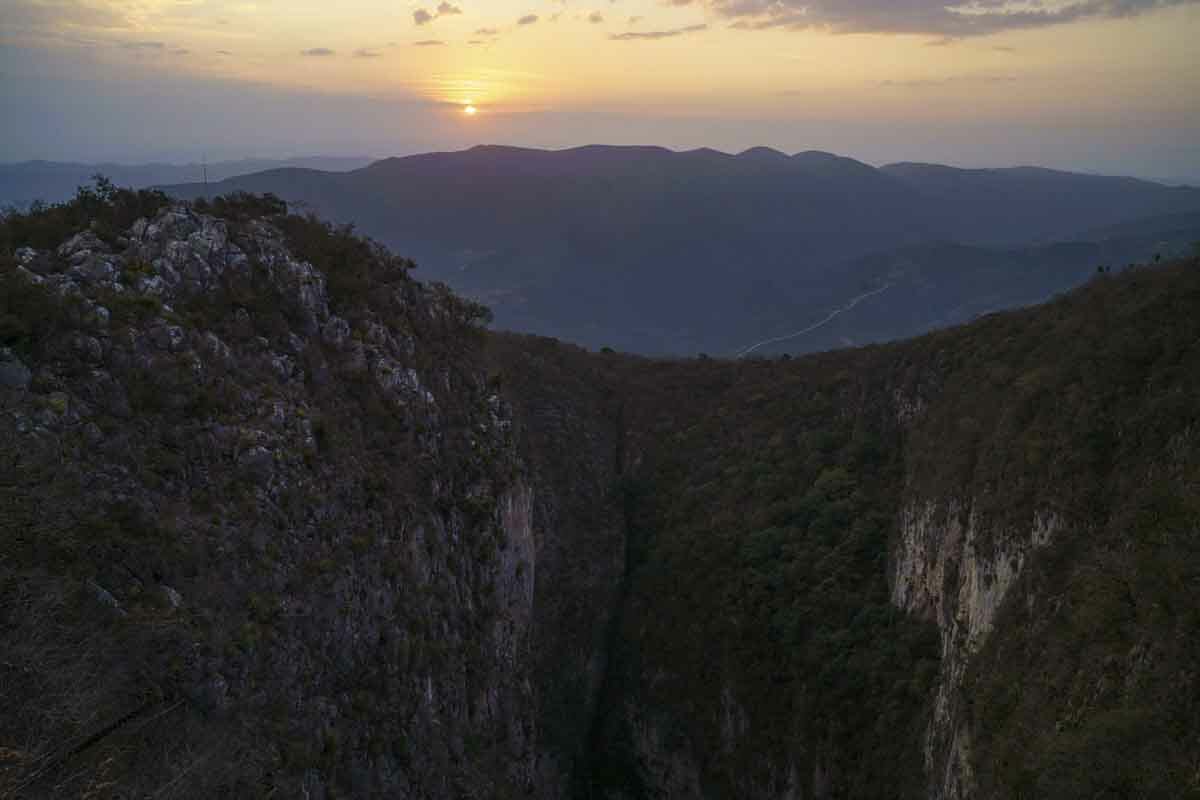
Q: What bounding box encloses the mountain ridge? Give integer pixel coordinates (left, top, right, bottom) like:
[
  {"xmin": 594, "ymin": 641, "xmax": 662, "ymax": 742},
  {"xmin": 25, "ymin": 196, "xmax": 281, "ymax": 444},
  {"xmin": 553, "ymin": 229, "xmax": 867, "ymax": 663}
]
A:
[{"xmin": 157, "ymin": 145, "xmax": 1200, "ymax": 356}]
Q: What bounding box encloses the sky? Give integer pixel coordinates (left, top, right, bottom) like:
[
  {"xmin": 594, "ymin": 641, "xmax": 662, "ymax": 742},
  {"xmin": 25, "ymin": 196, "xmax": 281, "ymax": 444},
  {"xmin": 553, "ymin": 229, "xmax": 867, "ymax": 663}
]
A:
[{"xmin": 2, "ymin": 0, "xmax": 1199, "ymax": 178}]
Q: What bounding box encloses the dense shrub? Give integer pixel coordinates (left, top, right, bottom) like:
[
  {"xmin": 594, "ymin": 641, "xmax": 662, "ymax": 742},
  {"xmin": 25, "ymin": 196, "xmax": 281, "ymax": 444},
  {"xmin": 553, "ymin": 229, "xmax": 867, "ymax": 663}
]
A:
[
  {"xmin": 1, "ymin": 176, "xmax": 170, "ymax": 252},
  {"xmin": 192, "ymin": 191, "xmax": 287, "ymax": 222}
]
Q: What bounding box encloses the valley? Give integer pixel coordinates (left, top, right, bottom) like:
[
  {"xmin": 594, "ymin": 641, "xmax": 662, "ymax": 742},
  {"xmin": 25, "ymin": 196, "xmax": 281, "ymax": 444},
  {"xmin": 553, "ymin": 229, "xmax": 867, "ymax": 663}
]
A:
[
  {"xmin": 158, "ymin": 146, "xmax": 1200, "ymax": 356},
  {"xmin": 2, "ymin": 188, "xmax": 1196, "ymax": 798}
]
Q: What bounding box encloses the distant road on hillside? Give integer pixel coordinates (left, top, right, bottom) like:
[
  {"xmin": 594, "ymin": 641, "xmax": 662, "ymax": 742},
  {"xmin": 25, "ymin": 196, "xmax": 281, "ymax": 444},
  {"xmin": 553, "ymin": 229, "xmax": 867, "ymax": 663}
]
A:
[{"xmin": 735, "ymin": 284, "xmax": 894, "ymax": 358}]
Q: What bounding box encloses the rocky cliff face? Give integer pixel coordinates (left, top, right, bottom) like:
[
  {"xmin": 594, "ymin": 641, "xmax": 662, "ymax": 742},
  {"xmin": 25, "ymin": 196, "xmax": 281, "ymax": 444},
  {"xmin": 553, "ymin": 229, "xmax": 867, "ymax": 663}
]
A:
[
  {"xmin": 884, "ymin": 275, "xmax": 1200, "ymax": 799},
  {"xmin": 0, "ymin": 201, "xmax": 549, "ymax": 798},
  {"xmin": 3, "ymin": 192, "xmax": 1198, "ymax": 799},
  {"xmin": 893, "ymin": 500, "xmax": 1061, "ymax": 798}
]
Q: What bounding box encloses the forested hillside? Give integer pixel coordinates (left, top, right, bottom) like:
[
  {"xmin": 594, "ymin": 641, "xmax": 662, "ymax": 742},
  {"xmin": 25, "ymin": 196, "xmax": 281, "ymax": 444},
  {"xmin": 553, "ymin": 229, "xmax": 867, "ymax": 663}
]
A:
[
  {"xmin": 162, "ymin": 146, "xmax": 1200, "ymax": 355},
  {"xmin": 2, "ymin": 187, "xmax": 1197, "ymax": 798}
]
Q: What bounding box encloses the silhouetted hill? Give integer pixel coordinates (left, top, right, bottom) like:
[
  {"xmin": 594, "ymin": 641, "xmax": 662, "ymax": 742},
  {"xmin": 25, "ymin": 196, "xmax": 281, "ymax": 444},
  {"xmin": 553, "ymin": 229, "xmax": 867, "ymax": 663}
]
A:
[
  {"xmin": 0, "ymin": 157, "xmax": 373, "ymax": 209},
  {"xmin": 879, "ymin": 161, "xmax": 1200, "ymax": 244},
  {"xmin": 161, "ymin": 146, "xmax": 1200, "ymax": 354},
  {"xmin": 1071, "ymin": 209, "xmax": 1200, "ymax": 241}
]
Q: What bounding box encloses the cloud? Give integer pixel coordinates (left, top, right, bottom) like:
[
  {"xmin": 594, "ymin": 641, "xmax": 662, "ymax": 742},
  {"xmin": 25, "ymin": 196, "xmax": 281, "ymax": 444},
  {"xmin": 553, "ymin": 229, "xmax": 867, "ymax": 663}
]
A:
[
  {"xmin": 475, "ymin": 27, "xmax": 499, "ymax": 35},
  {"xmin": 2, "ymin": 0, "xmax": 128, "ymax": 31},
  {"xmin": 414, "ymin": 3, "xmax": 461, "ymax": 26},
  {"xmin": 300, "ymin": 47, "xmax": 336, "ymax": 56},
  {"xmin": 518, "ymin": 14, "xmax": 539, "ymax": 25},
  {"xmin": 876, "ymin": 74, "xmax": 1018, "ymax": 88},
  {"xmin": 122, "ymin": 41, "xmax": 165, "ymax": 50},
  {"xmin": 354, "ymin": 48, "xmax": 382, "ymax": 57},
  {"xmin": 414, "ymin": 39, "xmax": 446, "ymax": 46},
  {"xmin": 609, "ymin": 23, "xmax": 707, "ymax": 40},
  {"xmin": 588, "ymin": 11, "xmax": 605, "ymax": 23},
  {"xmin": 695, "ymin": 0, "xmax": 1199, "ymax": 37}
]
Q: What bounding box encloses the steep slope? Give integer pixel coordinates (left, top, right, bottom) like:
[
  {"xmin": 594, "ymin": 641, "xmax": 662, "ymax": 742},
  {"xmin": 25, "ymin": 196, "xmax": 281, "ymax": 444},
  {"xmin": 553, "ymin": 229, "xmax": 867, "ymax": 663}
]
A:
[
  {"xmin": 2, "ymin": 188, "xmax": 1198, "ymax": 798},
  {"xmin": 161, "ymin": 146, "xmax": 1200, "ymax": 355},
  {"xmin": 891, "ymin": 266, "xmax": 1200, "ymax": 798},
  {"xmin": 489, "ymin": 259, "xmax": 1200, "ymax": 798},
  {"xmin": 0, "ymin": 190, "xmax": 545, "ymax": 798}
]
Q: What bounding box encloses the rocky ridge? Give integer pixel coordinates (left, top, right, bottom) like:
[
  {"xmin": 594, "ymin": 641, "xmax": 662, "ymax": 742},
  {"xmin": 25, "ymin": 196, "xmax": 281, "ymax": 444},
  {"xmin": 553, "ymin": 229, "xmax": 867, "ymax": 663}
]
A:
[{"xmin": 1, "ymin": 201, "xmax": 542, "ymax": 798}]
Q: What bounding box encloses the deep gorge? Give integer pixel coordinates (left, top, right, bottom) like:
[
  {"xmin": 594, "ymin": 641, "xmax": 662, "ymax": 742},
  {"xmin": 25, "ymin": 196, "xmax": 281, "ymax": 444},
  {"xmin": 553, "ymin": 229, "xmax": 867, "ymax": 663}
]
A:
[{"xmin": 1, "ymin": 191, "xmax": 1197, "ymax": 798}]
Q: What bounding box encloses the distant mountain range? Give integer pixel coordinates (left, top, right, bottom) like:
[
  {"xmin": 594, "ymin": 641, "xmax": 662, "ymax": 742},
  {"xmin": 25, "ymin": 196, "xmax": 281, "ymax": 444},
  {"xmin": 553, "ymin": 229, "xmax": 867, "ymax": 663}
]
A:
[
  {"xmin": 75, "ymin": 146, "xmax": 1200, "ymax": 354},
  {"xmin": 0, "ymin": 157, "xmax": 374, "ymax": 209}
]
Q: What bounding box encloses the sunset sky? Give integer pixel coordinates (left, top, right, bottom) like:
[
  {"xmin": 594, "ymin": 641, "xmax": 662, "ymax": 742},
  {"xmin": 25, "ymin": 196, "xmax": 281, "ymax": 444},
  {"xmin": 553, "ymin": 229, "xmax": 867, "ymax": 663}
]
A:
[{"xmin": 2, "ymin": 0, "xmax": 1199, "ymax": 177}]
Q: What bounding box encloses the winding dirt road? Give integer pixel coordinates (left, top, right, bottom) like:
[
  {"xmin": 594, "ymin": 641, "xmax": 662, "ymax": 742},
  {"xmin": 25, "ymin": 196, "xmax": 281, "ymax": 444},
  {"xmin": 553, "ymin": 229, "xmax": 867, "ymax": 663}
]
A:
[{"xmin": 734, "ymin": 283, "xmax": 893, "ymax": 358}]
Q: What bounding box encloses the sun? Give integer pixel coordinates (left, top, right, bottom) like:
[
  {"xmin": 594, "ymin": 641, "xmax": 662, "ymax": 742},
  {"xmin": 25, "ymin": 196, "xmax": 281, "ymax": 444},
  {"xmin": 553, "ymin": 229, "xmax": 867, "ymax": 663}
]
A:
[{"xmin": 463, "ymin": 105, "xmax": 478, "ymax": 116}]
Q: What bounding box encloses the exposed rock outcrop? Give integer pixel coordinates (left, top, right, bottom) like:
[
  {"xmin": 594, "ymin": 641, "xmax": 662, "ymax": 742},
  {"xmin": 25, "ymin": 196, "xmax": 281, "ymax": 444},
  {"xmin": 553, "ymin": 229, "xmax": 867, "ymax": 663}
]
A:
[
  {"xmin": 893, "ymin": 501, "xmax": 1061, "ymax": 799},
  {"xmin": 0, "ymin": 204, "xmax": 549, "ymax": 798}
]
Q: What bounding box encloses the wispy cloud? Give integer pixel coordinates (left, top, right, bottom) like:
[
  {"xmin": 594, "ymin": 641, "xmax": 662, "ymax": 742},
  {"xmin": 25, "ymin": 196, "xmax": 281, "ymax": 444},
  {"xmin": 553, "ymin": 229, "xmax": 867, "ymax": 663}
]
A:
[
  {"xmin": 300, "ymin": 47, "xmax": 335, "ymax": 57},
  {"xmin": 777, "ymin": 72, "xmax": 1020, "ymax": 93},
  {"xmin": 610, "ymin": 23, "xmax": 707, "ymax": 40},
  {"xmin": 693, "ymin": 0, "xmax": 1199, "ymax": 37},
  {"xmin": 518, "ymin": 14, "xmax": 539, "ymax": 25}
]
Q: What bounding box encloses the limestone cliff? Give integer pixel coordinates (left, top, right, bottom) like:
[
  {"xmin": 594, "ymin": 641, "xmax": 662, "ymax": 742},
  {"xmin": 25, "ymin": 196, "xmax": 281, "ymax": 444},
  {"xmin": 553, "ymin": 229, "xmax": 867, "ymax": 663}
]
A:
[
  {"xmin": 886, "ymin": 274, "xmax": 1200, "ymax": 798},
  {"xmin": 893, "ymin": 501, "xmax": 1060, "ymax": 798},
  {"xmin": 0, "ymin": 198, "xmax": 544, "ymax": 797}
]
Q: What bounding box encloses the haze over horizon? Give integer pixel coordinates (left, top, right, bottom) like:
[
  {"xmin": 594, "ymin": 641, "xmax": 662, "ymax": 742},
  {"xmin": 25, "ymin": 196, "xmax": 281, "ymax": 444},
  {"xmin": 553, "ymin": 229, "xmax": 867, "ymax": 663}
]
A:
[
  {"xmin": 3, "ymin": 144, "xmax": 1200, "ymax": 186},
  {"xmin": 3, "ymin": 0, "xmax": 1199, "ymax": 179},
  {"xmin": 5, "ymin": 5, "xmax": 1200, "ymax": 800}
]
